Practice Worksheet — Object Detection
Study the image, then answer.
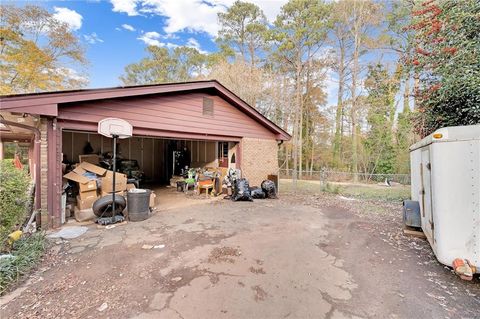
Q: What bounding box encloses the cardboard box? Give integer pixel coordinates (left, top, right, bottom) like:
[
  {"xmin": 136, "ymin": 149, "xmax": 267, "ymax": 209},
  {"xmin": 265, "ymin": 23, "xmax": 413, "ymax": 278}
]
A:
[
  {"xmin": 126, "ymin": 183, "xmax": 136, "ymax": 191},
  {"xmin": 105, "ymin": 170, "xmax": 127, "ymax": 179},
  {"xmin": 79, "ymin": 154, "xmax": 100, "ymax": 165},
  {"xmin": 76, "ymin": 194, "xmax": 98, "ymax": 210},
  {"xmin": 101, "ymin": 175, "xmax": 127, "ymax": 193},
  {"xmin": 149, "ymin": 192, "xmax": 156, "ymax": 208},
  {"xmin": 78, "ymin": 180, "xmax": 97, "ymax": 193},
  {"xmin": 74, "ymin": 206, "xmax": 95, "ymax": 222},
  {"xmin": 79, "ymin": 161, "xmax": 106, "ymax": 175},
  {"xmin": 78, "ymin": 189, "xmax": 98, "ymax": 200},
  {"xmin": 63, "ymin": 171, "xmax": 90, "ymax": 184},
  {"xmin": 100, "ymin": 190, "xmax": 125, "ymax": 197},
  {"xmin": 64, "ymin": 162, "xmax": 105, "ymax": 193},
  {"xmin": 73, "ymin": 166, "xmax": 87, "ymax": 176}
]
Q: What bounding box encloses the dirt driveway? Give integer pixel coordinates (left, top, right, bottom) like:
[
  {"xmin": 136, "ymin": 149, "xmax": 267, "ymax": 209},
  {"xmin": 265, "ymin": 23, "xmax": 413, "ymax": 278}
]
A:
[{"xmin": 1, "ymin": 193, "xmax": 479, "ymax": 318}]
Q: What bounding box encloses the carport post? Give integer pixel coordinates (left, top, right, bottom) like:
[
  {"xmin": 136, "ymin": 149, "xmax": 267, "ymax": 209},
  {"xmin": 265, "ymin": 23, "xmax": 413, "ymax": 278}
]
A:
[
  {"xmin": 98, "ymin": 118, "xmax": 133, "ymax": 223},
  {"xmin": 111, "ymin": 134, "xmax": 118, "ymax": 223}
]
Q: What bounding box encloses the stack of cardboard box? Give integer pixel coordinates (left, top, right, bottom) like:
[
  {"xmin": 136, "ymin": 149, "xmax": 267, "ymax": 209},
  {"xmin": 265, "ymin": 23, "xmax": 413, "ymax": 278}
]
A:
[
  {"xmin": 63, "ymin": 161, "xmax": 156, "ymax": 223},
  {"xmin": 101, "ymin": 171, "xmax": 128, "ymax": 196},
  {"xmin": 63, "ymin": 162, "xmax": 129, "ymax": 221}
]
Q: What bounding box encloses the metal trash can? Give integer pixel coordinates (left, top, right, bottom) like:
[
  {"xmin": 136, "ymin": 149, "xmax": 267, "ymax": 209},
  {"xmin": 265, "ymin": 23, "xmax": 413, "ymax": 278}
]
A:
[{"xmin": 127, "ymin": 189, "xmax": 151, "ymax": 221}]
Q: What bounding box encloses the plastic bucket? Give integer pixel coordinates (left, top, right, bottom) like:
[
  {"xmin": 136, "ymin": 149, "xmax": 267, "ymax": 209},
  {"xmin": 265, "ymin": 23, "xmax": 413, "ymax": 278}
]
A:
[{"xmin": 127, "ymin": 189, "xmax": 151, "ymax": 221}]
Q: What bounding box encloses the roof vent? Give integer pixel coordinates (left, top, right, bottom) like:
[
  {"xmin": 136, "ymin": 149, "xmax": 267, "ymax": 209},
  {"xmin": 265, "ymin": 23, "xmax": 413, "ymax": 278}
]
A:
[{"xmin": 203, "ymin": 97, "xmax": 214, "ymax": 116}]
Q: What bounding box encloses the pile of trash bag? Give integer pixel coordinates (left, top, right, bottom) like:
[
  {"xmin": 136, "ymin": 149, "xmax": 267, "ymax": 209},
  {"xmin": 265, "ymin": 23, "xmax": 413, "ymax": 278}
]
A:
[
  {"xmin": 261, "ymin": 180, "xmax": 277, "ymax": 199},
  {"xmin": 250, "ymin": 187, "xmax": 266, "ymax": 199},
  {"xmin": 232, "ymin": 178, "xmax": 253, "ymax": 201}
]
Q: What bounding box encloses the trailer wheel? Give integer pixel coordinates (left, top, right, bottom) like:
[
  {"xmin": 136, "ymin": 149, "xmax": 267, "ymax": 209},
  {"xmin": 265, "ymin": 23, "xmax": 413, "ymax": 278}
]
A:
[{"xmin": 93, "ymin": 194, "xmax": 126, "ymax": 217}]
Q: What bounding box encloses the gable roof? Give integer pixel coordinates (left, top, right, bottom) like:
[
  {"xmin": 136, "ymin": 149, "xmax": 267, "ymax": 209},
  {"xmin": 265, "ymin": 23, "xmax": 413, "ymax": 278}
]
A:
[{"xmin": 0, "ymin": 80, "xmax": 290, "ymax": 140}]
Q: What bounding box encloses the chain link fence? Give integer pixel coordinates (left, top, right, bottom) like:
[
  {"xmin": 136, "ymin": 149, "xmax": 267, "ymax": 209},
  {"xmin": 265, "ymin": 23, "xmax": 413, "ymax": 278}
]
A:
[{"xmin": 279, "ymin": 169, "xmax": 410, "ymax": 185}]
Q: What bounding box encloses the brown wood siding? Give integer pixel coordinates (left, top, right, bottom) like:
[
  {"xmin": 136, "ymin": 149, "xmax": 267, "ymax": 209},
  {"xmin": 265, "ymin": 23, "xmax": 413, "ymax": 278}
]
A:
[{"xmin": 57, "ymin": 93, "xmax": 276, "ymax": 140}]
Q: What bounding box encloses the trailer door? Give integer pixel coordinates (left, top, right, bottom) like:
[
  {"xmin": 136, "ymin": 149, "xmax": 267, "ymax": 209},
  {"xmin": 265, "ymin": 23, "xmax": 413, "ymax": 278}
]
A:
[{"xmin": 420, "ymin": 148, "xmax": 434, "ymax": 244}]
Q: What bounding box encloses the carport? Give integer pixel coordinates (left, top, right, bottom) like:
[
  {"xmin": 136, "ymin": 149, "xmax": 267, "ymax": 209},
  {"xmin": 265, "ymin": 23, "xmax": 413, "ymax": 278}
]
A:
[{"xmin": 0, "ymin": 80, "xmax": 290, "ymax": 227}]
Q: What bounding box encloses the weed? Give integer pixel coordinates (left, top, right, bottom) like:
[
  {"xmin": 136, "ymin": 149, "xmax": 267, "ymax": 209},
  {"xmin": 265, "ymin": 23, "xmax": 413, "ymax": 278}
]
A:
[{"xmin": 0, "ymin": 232, "xmax": 46, "ymax": 295}]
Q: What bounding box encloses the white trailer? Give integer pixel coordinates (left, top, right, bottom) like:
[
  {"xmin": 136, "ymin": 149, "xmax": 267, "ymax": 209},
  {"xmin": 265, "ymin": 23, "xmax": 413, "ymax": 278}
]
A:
[{"xmin": 408, "ymin": 125, "xmax": 480, "ymax": 269}]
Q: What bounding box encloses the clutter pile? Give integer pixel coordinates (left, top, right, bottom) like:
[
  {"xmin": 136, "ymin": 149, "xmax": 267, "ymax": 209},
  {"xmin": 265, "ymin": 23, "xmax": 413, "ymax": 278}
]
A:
[
  {"xmin": 221, "ymin": 168, "xmax": 278, "ymax": 202},
  {"xmin": 170, "ymin": 167, "xmax": 225, "ymax": 197},
  {"xmin": 260, "ymin": 179, "xmax": 278, "ymax": 199},
  {"xmin": 62, "ymin": 155, "xmax": 155, "ymax": 224},
  {"xmin": 232, "ymin": 178, "xmax": 253, "ymax": 201}
]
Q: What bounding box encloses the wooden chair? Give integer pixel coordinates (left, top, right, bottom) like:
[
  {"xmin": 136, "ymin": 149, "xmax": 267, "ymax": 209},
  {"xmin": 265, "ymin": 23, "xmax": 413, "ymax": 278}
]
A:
[{"xmin": 196, "ymin": 179, "xmax": 214, "ymax": 198}]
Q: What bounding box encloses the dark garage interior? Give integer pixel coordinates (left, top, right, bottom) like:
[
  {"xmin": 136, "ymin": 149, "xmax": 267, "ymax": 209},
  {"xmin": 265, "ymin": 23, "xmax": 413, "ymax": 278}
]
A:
[{"xmin": 62, "ymin": 130, "xmax": 238, "ymax": 186}]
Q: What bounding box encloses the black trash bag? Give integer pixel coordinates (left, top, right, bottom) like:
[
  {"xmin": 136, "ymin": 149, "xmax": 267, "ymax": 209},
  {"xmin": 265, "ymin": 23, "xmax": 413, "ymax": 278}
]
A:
[
  {"xmin": 250, "ymin": 187, "xmax": 266, "ymax": 199},
  {"xmin": 232, "ymin": 178, "xmax": 253, "ymax": 202},
  {"xmin": 261, "ymin": 180, "xmax": 277, "ymax": 199}
]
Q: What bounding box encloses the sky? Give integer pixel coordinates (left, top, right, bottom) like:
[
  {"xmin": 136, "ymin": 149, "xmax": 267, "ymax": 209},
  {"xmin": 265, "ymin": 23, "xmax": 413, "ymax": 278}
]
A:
[
  {"xmin": 14, "ymin": 1, "xmax": 288, "ymax": 87},
  {"xmin": 10, "ymin": 0, "xmax": 400, "ymax": 109}
]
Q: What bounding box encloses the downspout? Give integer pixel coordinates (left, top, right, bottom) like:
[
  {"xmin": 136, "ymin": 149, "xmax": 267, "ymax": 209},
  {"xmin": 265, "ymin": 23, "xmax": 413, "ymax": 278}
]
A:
[{"xmin": 0, "ymin": 117, "xmax": 41, "ymax": 210}]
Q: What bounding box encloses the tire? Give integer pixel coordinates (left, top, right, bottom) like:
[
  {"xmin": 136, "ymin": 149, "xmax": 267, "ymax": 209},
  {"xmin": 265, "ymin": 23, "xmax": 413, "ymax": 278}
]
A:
[{"xmin": 93, "ymin": 194, "xmax": 126, "ymax": 217}]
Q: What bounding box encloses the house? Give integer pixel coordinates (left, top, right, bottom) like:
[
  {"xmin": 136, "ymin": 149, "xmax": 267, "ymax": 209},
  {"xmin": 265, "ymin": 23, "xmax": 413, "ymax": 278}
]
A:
[{"xmin": 0, "ymin": 80, "xmax": 290, "ymax": 227}]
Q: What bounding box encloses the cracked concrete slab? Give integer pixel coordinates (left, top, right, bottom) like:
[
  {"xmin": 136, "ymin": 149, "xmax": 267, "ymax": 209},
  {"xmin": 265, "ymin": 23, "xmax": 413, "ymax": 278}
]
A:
[{"xmin": 2, "ymin": 194, "xmax": 479, "ymax": 318}]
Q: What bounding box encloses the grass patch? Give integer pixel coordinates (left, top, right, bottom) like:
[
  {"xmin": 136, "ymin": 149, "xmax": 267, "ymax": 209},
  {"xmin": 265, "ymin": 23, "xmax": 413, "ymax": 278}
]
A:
[
  {"xmin": 321, "ymin": 182, "xmax": 341, "ymax": 194},
  {"xmin": 280, "ymin": 179, "xmax": 410, "ymax": 202},
  {"xmin": 0, "ymin": 232, "xmax": 46, "ymax": 295}
]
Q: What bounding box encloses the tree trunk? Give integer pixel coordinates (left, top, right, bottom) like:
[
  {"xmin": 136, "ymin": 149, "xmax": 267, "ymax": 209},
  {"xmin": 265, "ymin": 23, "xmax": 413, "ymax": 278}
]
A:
[
  {"xmin": 310, "ymin": 141, "xmax": 314, "ymax": 176},
  {"xmin": 298, "ymin": 90, "xmax": 303, "ymax": 180},
  {"xmin": 413, "ymin": 71, "xmax": 420, "ymax": 110},
  {"xmin": 333, "ymin": 41, "xmax": 345, "ymax": 167},
  {"xmin": 292, "ymin": 63, "xmax": 302, "ymax": 188},
  {"xmin": 285, "ymin": 144, "xmax": 289, "ymax": 171},
  {"xmin": 403, "ymin": 76, "xmax": 410, "ymax": 112},
  {"xmin": 294, "ymin": 53, "xmax": 304, "ymax": 182},
  {"xmin": 351, "ymin": 3, "xmax": 360, "ymax": 183}
]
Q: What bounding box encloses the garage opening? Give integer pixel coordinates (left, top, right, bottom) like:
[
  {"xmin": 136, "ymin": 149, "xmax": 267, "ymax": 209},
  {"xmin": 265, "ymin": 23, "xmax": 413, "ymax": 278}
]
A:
[
  {"xmin": 62, "ymin": 130, "xmax": 239, "ymax": 186},
  {"xmin": 61, "ymin": 129, "xmax": 240, "ymax": 222}
]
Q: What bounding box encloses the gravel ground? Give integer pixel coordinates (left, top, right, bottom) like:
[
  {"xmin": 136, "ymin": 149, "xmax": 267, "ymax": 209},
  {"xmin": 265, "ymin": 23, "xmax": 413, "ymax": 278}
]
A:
[{"xmin": 1, "ymin": 191, "xmax": 479, "ymax": 319}]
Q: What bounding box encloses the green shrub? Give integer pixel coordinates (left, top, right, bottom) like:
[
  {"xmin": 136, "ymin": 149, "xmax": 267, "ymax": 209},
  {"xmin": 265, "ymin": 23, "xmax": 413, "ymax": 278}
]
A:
[
  {"xmin": 322, "ymin": 182, "xmax": 341, "ymax": 194},
  {"xmin": 0, "ymin": 160, "xmax": 32, "ymax": 244},
  {"xmin": 0, "ymin": 232, "xmax": 46, "ymax": 294}
]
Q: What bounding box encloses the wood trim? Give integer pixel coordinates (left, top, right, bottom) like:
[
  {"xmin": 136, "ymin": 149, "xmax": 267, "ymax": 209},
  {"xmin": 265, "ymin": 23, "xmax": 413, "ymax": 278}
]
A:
[
  {"xmin": 0, "ymin": 82, "xmax": 214, "ymax": 108},
  {"xmin": 1, "ymin": 81, "xmax": 290, "ymax": 140},
  {"xmin": 57, "ymin": 120, "xmax": 242, "ymax": 142}
]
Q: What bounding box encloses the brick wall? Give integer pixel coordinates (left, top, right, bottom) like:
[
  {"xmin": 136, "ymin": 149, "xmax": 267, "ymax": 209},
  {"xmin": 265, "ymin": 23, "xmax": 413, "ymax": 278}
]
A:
[{"xmin": 241, "ymin": 137, "xmax": 278, "ymax": 187}]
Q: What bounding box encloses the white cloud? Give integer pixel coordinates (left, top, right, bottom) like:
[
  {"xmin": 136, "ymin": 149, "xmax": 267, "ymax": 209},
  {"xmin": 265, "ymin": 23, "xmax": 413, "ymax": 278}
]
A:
[
  {"xmin": 186, "ymin": 37, "xmax": 207, "ymax": 54},
  {"xmin": 111, "ymin": 0, "xmax": 139, "ymax": 16},
  {"xmin": 165, "ymin": 42, "xmax": 179, "ymax": 49},
  {"xmin": 56, "ymin": 67, "xmax": 89, "ymax": 85},
  {"xmin": 218, "ymin": 0, "xmax": 287, "ymax": 23},
  {"xmin": 83, "ymin": 32, "xmax": 104, "ymax": 44},
  {"xmin": 140, "ymin": 0, "xmax": 223, "ymax": 36},
  {"xmin": 122, "ymin": 23, "xmax": 136, "ymax": 31},
  {"xmin": 137, "ymin": 31, "xmax": 162, "ymax": 46},
  {"xmin": 52, "ymin": 7, "xmax": 83, "ymax": 31},
  {"xmin": 137, "ymin": 31, "xmax": 179, "ymax": 49},
  {"xmin": 186, "ymin": 38, "xmax": 200, "ymax": 48},
  {"xmin": 162, "ymin": 33, "xmax": 179, "ymax": 40},
  {"xmin": 110, "ymin": 0, "xmax": 288, "ymax": 37}
]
